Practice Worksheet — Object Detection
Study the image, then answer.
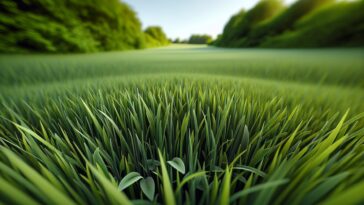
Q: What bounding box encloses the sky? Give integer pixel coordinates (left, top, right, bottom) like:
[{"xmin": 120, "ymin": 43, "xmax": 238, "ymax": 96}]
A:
[{"xmin": 123, "ymin": 0, "xmax": 297, "ymax": 40}]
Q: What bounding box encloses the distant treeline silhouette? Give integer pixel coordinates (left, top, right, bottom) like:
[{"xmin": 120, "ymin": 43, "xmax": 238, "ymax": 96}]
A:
[
  {"xmin": 172, "ymin": 34, "xmax": 212, "ymax": 45},
  {"xmin": 0, "ymin": 0, "xmax": 169, "ymax": 53},
  {"xmin": 214, "ymin": 0, "xmax": 364, "ymax": 47},
  {"xmin": 188, "ymin": 34, "xmax": 213, "ymax": 44}
]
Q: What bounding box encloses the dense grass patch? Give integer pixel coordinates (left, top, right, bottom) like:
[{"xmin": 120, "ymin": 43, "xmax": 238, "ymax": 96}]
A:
[
  {"xmin": 144, "ymin": 26, "xmax": 170, "ymax": 48},
  {"xmin": 0, "ymin": 46, "xmax": 364, "ymax": 204},
  {"xmin": 1, "ymin": 45, "xmax": 363, "ymax": 87}
]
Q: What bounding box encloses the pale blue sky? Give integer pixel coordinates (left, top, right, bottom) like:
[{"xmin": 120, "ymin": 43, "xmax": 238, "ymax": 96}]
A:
[{"xmin": 123, "ymin": 0, "xmax": 296, "ymax": 40}]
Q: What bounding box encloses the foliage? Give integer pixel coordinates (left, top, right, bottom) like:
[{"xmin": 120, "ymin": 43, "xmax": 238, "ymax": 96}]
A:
[
  {"xmin": 246, "ymin": 0, "xmax": 334, "ymax": 46},
  {"xmin": 188, "ymin": 34, "xmax": 213, "ymax": 44},
  {"xmin": 261, "ymin": 1, "xmax": 364, "ymax": 47},
  {"xmin": 173, "ymin": 38, "xmax": 181, "ymax": 43},
  {"xmin": 144, "ymin": 26, "xmax": 170, "ymax": 48},
  {"xmin": 0, "ymin": 0, "xmax": 168, "ymax": 53},
  {"xmin": 216, "ymin": 0, "xmax": 364, "ymax": 47},
  {"xmin": 216, "ymin": 0, "xmax": 284, "ymax": 47},
  {"xmin": 0, "ymin": 46, "xmax": 363, "ymax": 204}
]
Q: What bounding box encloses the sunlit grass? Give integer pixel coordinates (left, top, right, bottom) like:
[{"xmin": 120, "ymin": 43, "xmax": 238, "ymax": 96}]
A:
[{"xmin": 0, "ymin": 46, "xmax": 363, "ymax": 204}]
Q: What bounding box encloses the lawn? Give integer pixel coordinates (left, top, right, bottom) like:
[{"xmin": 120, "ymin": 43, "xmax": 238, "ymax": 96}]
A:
[{"xmin": 0, "ymin": 45, "xmax": 364, "ymax": 205}]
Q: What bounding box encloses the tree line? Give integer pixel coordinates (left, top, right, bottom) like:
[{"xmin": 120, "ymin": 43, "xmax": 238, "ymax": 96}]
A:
[
  {"xmin": 0, "ymin": 0, "xmax": 169, "ymax": 53},
  {"xmin": 172, "ymin": 34, "xmax": 212, "ymax": 45},
  {"xmin": 214, "ymin": 0, "xmax": 364, "ymax": 48}
]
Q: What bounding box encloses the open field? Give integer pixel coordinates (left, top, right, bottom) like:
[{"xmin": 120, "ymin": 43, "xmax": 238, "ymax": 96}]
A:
[{"xmin": 0, "ymin": 45, "xmax": 364, "ymax": 204}]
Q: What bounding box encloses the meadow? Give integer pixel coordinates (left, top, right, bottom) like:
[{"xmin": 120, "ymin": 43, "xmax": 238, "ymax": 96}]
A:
[{"xmin": 0, "ymin": 45, "xmax": 364, "ymax": 205}]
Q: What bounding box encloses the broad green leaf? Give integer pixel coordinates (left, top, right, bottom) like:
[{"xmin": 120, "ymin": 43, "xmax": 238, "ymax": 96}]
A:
[
  {"xmin": 140, "ymin": 177, "xmax": 155, "ymax": 201},
  {"xmin": 167, "ymin": 157, "xmax": 186, "ymax": 174},
  {"xmin": 118, "ymin": 172, "xmax": 143, "ymax": 191},
  {"xmin": 146, "ymin": 159, "xmax": 160, "ymax": 171}
]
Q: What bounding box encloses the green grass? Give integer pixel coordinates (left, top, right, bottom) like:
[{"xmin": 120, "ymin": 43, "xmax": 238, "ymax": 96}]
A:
[{"xmin": 0, "ymin": 45, "xmax": 364, "ymax": 204}]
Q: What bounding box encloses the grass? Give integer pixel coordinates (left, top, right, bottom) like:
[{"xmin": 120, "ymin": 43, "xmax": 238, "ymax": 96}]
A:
[{"xmin": 0, "ymin": 45, "xmax": 364, "ymax": 204}]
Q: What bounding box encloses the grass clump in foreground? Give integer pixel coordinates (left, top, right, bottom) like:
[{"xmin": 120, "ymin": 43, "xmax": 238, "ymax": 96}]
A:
[{"xmin": 0, "ymin": 46, "xmax": 364, "ymax": 204}]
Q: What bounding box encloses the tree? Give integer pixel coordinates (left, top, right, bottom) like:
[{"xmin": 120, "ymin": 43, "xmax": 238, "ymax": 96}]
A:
[
  {"xmin": 144, "ymin": 26, "xmax": 170, "ymax": 47},
  {"xmin": 0, "ymin": 0, "xmax": 167, "ymax": 53},
  {"xmin": 188, "ymin": 34, "xmax": 212, "ymax": 44},
  {"xmin": 214, "ymin": 0, "xmax": 363, "ymax": 48},
  {"xmin": 247, "ymin": 0, "xmax": 335, "ymax": 46},
  {"xmin": 216, "ymin": 0, "xmax": 284, "ymax": 47}
]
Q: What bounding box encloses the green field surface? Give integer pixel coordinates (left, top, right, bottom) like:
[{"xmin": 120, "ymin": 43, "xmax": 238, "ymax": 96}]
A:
[{"xmin": 0, "ymin": 45, "xmax": 364, "ymax": 204}]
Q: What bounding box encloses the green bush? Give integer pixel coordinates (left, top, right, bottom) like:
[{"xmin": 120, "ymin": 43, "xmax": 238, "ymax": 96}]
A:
[
  {"xmin": 246, "ymin": 0, "xmax": 334, "ymax": 46},
  {"xmin": 261, "ymin": 1, "xmax": 364, "ymax": 47},
  {"xmin": 0, "ymin": 0, "xmax": 147, "ymax": 53},
  {"xmin": 215, "ymin": 9, "xmax": 246, "ymax": 46},
  {"xmin": 216, "ymin": 0, "xmax": 284, "ymax": 47},
  {"xmin": 144, "ymin": 26, "xmax": 170, "ymax": 48},
  {"xmin": 214, "ymin": 0, "xmax": 364, "ymax": 48},
  {"xmin": 188, "ymin": 34, "xmax": 213, "ymax": 44}
]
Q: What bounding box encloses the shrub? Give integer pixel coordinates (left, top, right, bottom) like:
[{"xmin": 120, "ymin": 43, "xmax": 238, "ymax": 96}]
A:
[
  {"xmin": 247, "ymin": 0, "xmax": 334, "ymax": 46},
  {"xmin": 214, "ymin": 0, "xmax": 364, "ymax": 48},
  {"xmin": 0, "ymin": 0, "xmax": 146, "ymax": 53},
  {"xmin": 261, "ymin": 1, "xmax": 364, "ymax": 47},
  {"xmin": 188, "ymin": 34, "xmax": 213, "ymax": 44},
  {"xmin": 144, "ymin": 26, "xmax": 170, "ymax": 47},
  {"xmin": 217, "ymin": 0, "xmax": 285, "ymax": 47}
]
